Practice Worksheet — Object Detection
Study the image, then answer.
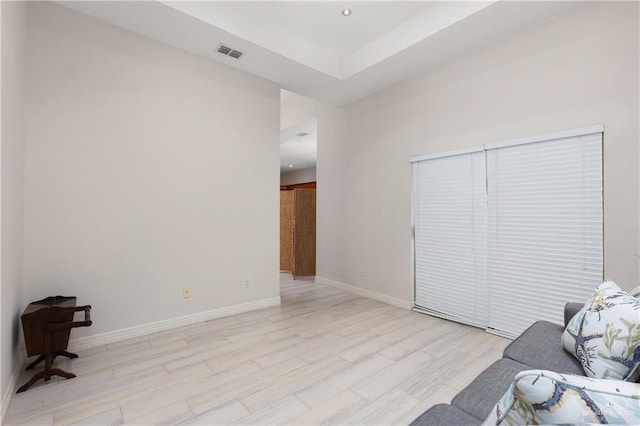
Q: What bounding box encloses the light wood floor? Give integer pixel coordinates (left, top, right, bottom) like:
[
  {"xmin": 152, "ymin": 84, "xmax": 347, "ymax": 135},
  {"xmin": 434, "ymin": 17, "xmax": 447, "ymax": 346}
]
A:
[{"xmin": 5, "ymin": 275, "xmax": 509, "ymax": 425}]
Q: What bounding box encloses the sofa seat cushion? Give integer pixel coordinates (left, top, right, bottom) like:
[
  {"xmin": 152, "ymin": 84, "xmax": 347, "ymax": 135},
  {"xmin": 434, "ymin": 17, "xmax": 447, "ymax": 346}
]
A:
[
  {"xmin": 410, "ymin": 403, "xmax": 481, "ymax": 426},
  {"xmin": 504, "ymin": 320, "xmax": 584, "ymax": 375},
  {"xmin": 451, "ymin": 358, "xmax": 531, "ymax": 420}
]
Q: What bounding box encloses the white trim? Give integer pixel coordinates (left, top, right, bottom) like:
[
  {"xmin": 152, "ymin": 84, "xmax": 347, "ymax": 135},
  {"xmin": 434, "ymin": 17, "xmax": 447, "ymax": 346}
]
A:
[
  {"xmin": 315, "ymin": 276, "xmax": 413, "ymax": 310},
  {"xmin": 410, "ymin": 144, "xmax": 484, "ymax": 163},
  {"xmin": 1, "ymin": 352, "xmax": 24, "ymax": 423},
  {"xmin": 485, "ymin": 327, "xmax": 517, "ymax": 340},
  {"xmin": 411, "ymin": 125, "xmax": 604, "ymax": 163},
  {"xmin": 412, "ymin": 306, "xmax": 487, "ymax": 330},
  {"xmin": 484, "ymin": 124, "xmax": 604, "ymax": 150},
  {"xmin": 68, "ymin": 297, "xmax": 281, "ymax": 351}
]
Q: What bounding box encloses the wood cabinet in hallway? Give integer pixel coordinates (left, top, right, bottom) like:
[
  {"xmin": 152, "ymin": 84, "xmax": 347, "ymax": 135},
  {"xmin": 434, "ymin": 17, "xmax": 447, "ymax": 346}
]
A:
[{"xmin": 280, "ymin": 189, "xmax": 316, "ymax": 278}]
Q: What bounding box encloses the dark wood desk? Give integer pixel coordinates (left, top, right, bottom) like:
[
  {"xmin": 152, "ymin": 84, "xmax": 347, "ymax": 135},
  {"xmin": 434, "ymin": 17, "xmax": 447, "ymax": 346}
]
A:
[{"xmin": 17, "ymin": 296, "xmax": 92, "ymax": 393}]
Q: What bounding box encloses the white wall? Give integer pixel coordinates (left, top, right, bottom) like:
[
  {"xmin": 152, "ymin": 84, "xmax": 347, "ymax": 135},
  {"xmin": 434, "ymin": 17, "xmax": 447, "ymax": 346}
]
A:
[
  {"xmin": 1, "ymin": 0, "xmax": 26, "ymax": 414},
  {"xmin": 23, "ymin": 2, "xmax": 281, "ymax": 340},
  {"xmin": 316, "ymin": 104, "xmax": 349, "ymax": 281},
  {"xmin": 317, "ymin": 1, "xmax": 640, "ymax": 300},
  {"xmin": 281, "ymin": 167, "xmax": 316, "ymax": 186},
  {"xmin": 279, "ymin": 93, "xmax": 319, "ymax": 187},
  {"xmin": 280, "ymin": 94, "xmax": 319, "ymax": 131}
]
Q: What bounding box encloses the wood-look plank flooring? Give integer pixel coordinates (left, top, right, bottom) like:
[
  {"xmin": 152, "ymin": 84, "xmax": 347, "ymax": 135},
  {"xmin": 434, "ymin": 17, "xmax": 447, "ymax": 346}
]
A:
[{"xmin": 5, "ymin": 275, "xmax": 509, "ymax": 425}]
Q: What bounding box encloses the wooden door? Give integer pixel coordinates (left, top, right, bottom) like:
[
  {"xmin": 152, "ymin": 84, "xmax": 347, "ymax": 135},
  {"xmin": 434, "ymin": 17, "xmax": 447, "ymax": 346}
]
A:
[
  {"xmin": 292, "ymin": 189, "xmax": 316, "ymax": 278},
  {"xmin": 280, "ymin": 190, "xmax": 294, "ymax": 271}
]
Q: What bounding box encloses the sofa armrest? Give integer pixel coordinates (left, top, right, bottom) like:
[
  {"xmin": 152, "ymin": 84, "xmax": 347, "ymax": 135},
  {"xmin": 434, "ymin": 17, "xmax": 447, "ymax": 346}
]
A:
[{"xmin": 564, "ymin": 302, "xmax": 583, "ymax": 327}]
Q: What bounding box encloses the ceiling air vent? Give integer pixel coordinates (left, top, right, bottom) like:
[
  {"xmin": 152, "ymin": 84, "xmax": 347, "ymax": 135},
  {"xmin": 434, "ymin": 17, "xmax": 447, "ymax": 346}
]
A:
[
  {"xmin": 296, "ymin": 132, "xmax": 309, "ymax": 137},
  {"xmin": 217, "ymin": 43, "xmax": 243, "ymax": 59}
]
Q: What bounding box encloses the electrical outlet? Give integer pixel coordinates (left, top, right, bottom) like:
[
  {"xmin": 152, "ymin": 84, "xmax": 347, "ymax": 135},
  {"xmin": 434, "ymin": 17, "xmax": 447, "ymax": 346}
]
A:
[
  {"xmin": 183, "ymin": 287, "xmax": 191, "ymax": 299},
  {"xmin": 243, "ymin": 279, "xmax": 250, "ymax": 289}
]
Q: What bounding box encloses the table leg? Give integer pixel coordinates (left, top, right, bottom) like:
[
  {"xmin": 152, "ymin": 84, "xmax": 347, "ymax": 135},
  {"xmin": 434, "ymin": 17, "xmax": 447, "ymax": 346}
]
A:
[
  {"xmin": 25, "ymin": 355, "xmax": 45, "ymax": 370},
  {"xmin": 25, "ymin": 350, "xmax": 79, "ymax": 370},
  {"xmin": 16, "ymin": 369, "xmax": 77, "ymax": 393}
]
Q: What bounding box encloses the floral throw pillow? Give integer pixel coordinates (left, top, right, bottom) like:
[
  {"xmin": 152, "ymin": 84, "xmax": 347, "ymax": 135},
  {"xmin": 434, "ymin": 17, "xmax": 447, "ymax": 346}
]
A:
[
  {"xmin": 561, "ymin": 280, "xmax": 640, "ymax": 381},
  {"xmin": 482, "ymin": 370, "xmax": 640, "ymax": 425}
]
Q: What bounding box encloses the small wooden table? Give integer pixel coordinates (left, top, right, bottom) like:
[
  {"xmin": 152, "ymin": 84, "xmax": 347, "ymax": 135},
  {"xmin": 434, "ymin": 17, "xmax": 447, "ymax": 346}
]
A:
[{"xmin": 17, "ymin": 296, "xmax": 92, "ymax": 393}]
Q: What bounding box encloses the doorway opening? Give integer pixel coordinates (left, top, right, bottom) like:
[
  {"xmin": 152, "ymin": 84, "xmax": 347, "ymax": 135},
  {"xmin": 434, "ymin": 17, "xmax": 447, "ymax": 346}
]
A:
[{"xmin": 279, "ymin": 90, "xmax": 317, "ymax": 280}]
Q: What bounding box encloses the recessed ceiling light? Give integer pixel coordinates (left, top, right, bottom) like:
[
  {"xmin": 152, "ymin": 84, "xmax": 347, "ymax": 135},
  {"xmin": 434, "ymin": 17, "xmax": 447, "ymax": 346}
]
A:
[
  {"xmin": 289, "ymin": 165, "xmax": 293, "ymax": 168},
  {"xmin": 342, "ymin": 8, "xmax": 351, "ymax": 16}
]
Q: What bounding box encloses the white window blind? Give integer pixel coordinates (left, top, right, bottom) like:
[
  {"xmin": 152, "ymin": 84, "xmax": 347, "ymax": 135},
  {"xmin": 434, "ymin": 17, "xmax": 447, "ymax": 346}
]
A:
[
  {"xmin": 485, "ymin": 132, "xmax": 603, "ymax": 338},
  {"xmin": 411, "ymin": 126, "xmax": 603, "ymax": 339},
  {"xmin": 413, "ymin": 150, "xmax": 488, "ymax": 327}
]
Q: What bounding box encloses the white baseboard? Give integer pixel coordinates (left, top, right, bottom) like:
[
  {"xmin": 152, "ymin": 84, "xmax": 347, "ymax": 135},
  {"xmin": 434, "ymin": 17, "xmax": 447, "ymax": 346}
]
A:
[
  {"xmin": 68, "ymin": 296, "xmax": 281, "ymax": 352},
  {"xmin": 315, "ymin": 276, "xmax": 413, "ymax": 310},
  {"xmin": 1, "ymin": 351, "xmax": 25, "ymax": 423}
]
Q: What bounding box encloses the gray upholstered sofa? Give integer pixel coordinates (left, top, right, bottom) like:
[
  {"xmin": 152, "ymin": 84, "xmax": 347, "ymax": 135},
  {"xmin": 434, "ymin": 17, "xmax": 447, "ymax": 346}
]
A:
[{"xmin": 410, "ymin": 303, "xmax": 584, "ymax": 425}]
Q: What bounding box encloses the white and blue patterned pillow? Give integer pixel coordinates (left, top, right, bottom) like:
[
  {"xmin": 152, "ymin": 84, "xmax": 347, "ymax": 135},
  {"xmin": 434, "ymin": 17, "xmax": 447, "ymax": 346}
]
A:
[
  {"xmin": 482, "ymin": 370, "xmax": 640, "ymax": 425},
  {"xmin": 561, "ymin": 280, "xmax": 640, "ymax": 381}
]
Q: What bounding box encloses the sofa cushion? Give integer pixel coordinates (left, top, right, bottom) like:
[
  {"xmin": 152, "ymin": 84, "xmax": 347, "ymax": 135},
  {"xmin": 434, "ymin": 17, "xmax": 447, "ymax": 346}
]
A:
[
  {"xmin": 451, "ymin": 358, "xmax": 531, "ymax": 420},
  {"xmin": 482, "ymin": 370, "xmax": 640, "ymax": 425},
  {"xmin": 410, "ymin": 404, "xmax": 481, "ymax": 426},
  {"xmin": 564, "ymin": 302, "xmax": 584, "ymax": 328},
  {"xmin": 504, "ymin": 320, "xmax": 584, "ymax": 375},
  {"xmin": 562, "ymin": 280, "xmax": 640, "ymax": 381}
]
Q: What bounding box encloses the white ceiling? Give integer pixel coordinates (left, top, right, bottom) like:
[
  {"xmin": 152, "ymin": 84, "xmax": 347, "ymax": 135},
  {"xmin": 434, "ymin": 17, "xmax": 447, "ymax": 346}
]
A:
[
  {"xmin": 56, "ymin": 1, "xmax": 583, "ymax": 172},
  {"xmin": 280, "ymin": 117, "xmax": 317, "ymax": 173},
  {"xmin": 58, "ymin": 1, "xmax": 583, "ymax": 106},
  {"xmin": 223, "ymin": 2, "xmax": 434, "ymax": 58}
]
